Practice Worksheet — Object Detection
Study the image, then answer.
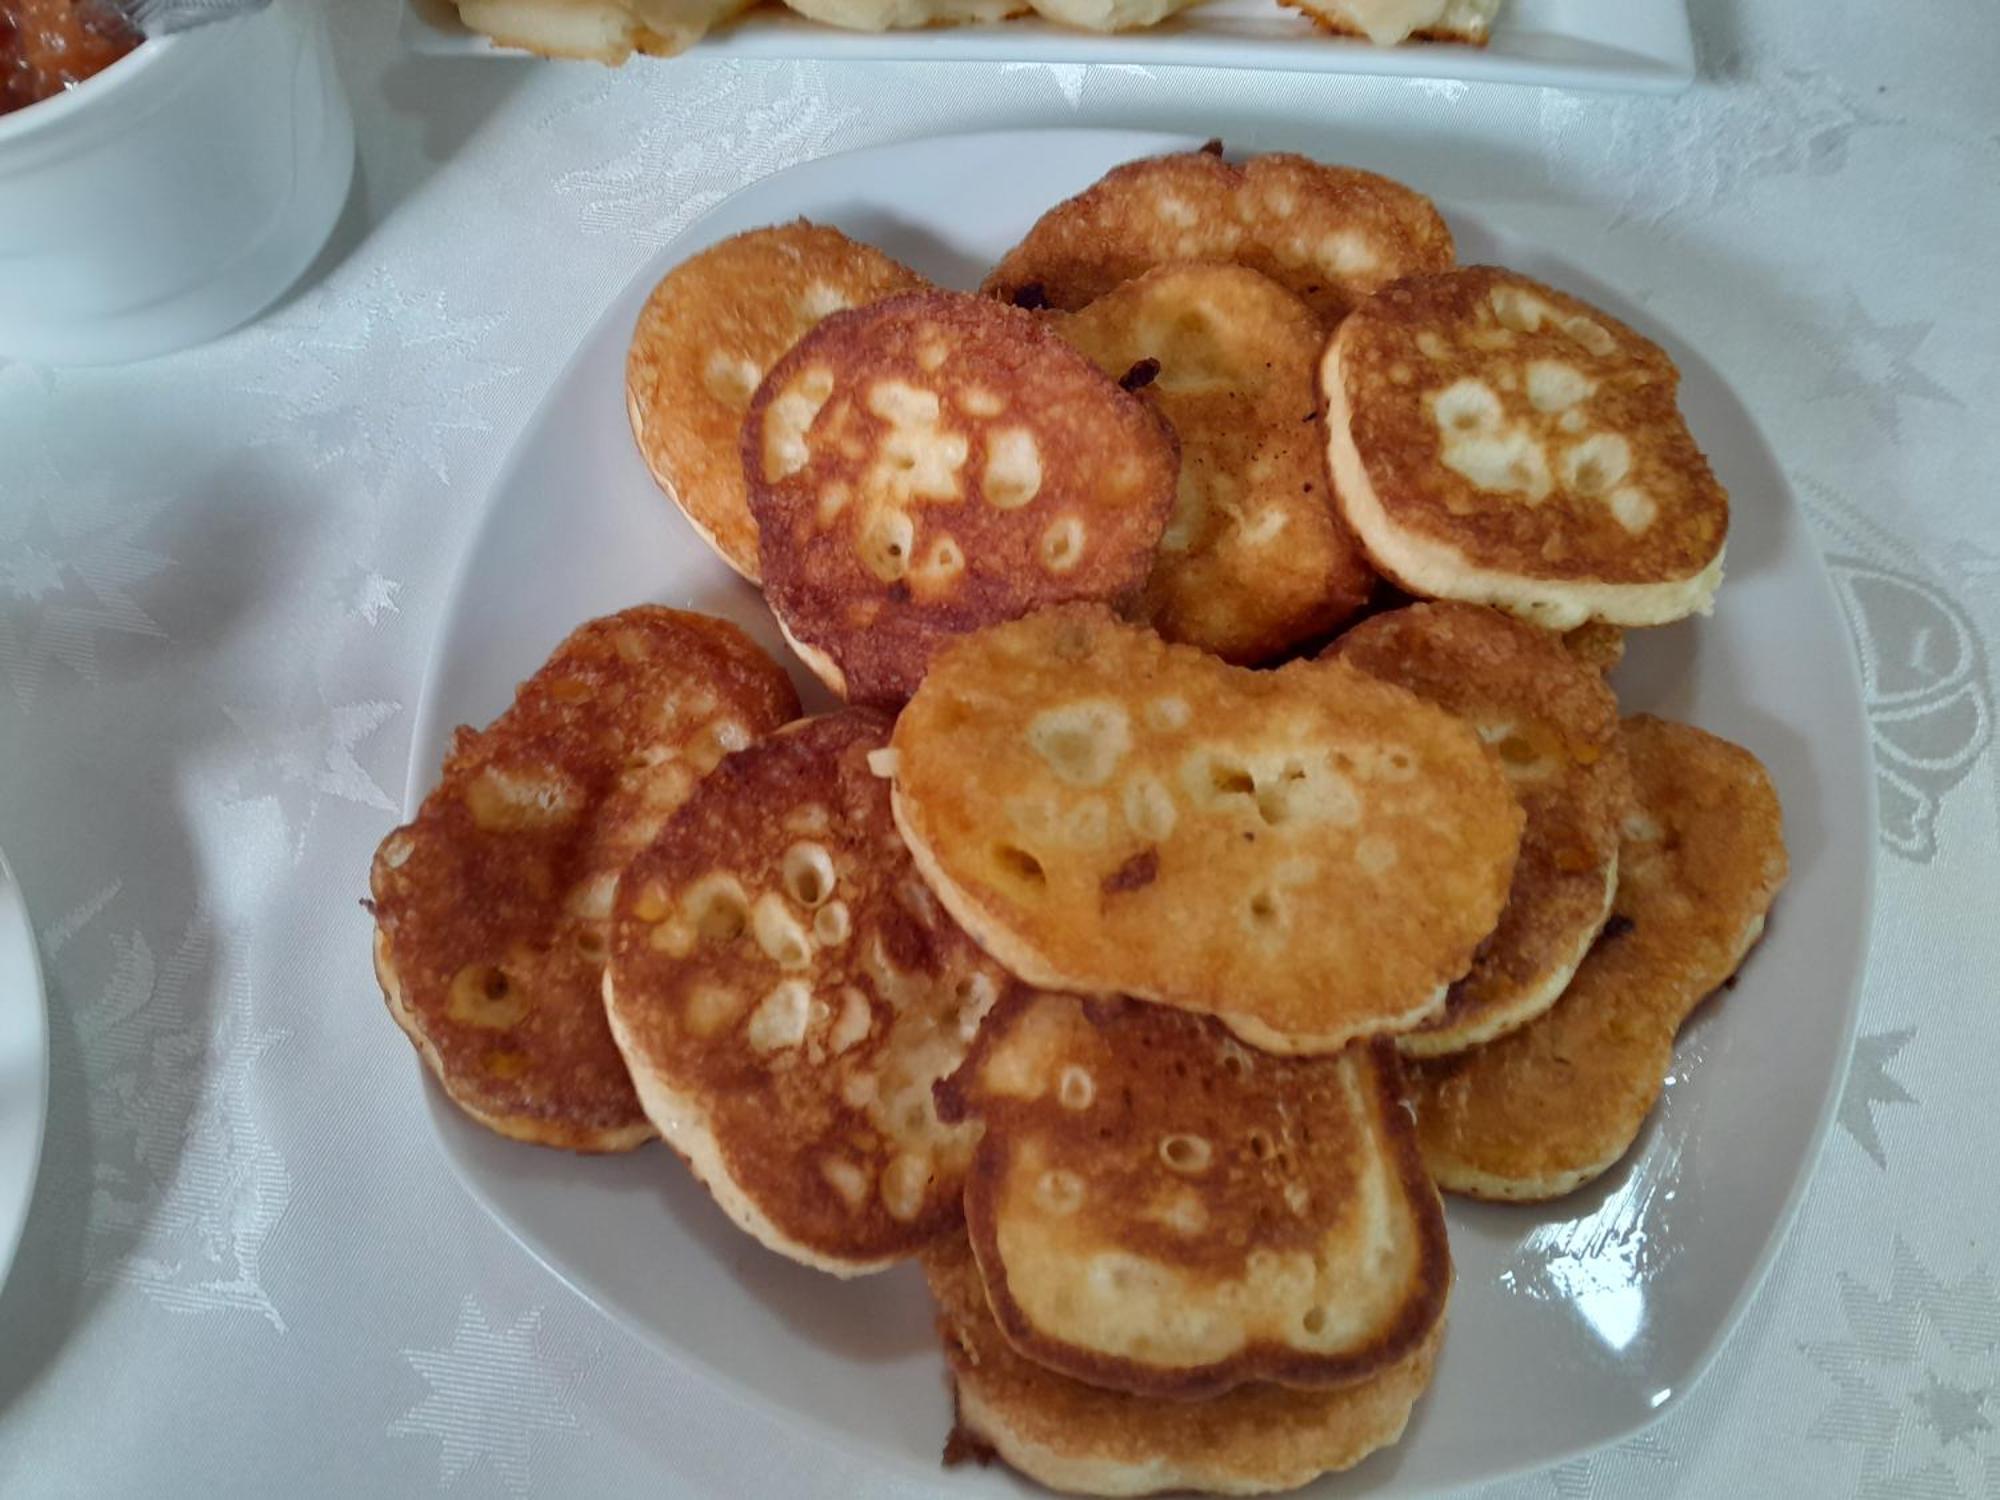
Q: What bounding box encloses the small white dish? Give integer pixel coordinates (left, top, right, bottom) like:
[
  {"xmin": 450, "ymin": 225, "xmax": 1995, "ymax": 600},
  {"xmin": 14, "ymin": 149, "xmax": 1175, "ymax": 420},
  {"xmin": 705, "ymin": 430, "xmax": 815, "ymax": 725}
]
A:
[
  {"xmin": 402, "ymin": 0, "xmax": 1695, "ymax": 95},
  {"xmin": 0, "ymin": 0, "xmax": 354, "ymax": 366},
  {"xmin": 0, "ymin": 845, "xmax": 50, "ymax": 1292},
  {"xmin": 401, "ymin": 130, "xmax": 1873, "ymax": 1494}
]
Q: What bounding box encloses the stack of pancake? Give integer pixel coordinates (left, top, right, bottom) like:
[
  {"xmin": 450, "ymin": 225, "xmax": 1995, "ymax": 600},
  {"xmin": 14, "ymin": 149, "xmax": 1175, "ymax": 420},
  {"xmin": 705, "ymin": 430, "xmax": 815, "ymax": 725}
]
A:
[{"xmin": 368, "ymin": 147, "xmax": 1789, "ymax": 1496}]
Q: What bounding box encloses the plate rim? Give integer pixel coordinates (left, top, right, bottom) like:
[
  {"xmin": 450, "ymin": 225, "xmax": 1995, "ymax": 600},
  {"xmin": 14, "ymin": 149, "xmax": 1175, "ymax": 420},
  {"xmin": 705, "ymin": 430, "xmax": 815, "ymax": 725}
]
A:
[
  {"xmin": 399, "ymin": 125, "xmax": 1877, "ymax": 1492},
  {"xmin": 0, "ymin": 843, "xmax": 51, "ymax": 1293}
]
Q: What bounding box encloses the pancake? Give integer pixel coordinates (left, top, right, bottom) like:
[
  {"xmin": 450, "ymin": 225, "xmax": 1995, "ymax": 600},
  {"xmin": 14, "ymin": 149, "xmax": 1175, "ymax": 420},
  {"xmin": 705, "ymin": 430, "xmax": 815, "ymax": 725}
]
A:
[
  {"xmin": 745, "ymin": 290, "xmax": 1177, "ymax": 706},
  {"xmin": 453, "ymin": 0, "xmax": 754, "ymax": 60},
  {"xmin": 1281, "ymin": 0, "xmax": 1498, "ymax": 44},
  {"xmin": 925, "ymin": 1228, "xmax": 1443, "ymax": 1497},
  {"xmin": 1025, "ymin": 0, "xmax": 1200, "ymax": 29},
  {"xmin": 1563, "ymin": 620, "xmax": 1626, "ymax": 674},
  {"xmin": 1056, "ymin": 266, "xmax": 1374, "ymax": 664},
  {"xmin": 934, "ymin": 991, "xmax": 1449, "ymax": 1399},
  {"xmin": 1322, "ymin": 265, "xmax": 1730, "ymax": 629},
  {"xmin": 780, "ymin": 0, "xmax": 1019, "ymax": 25},
  {"xmin": 627, "ymin": 222, "xmax": 927, "ymax": 583},
  {"xmin": 604, "ymin": 710, "xmax": 1005, "ymax": 1273},
  {"xmin": 1332, "ymin": 602, "xmax": 1628, "ymax": 1056},
  {"xmin": 1409, "ymin": 714, "xmax": 1789, "ymax": 1200},
  {"xmin": 370, "ymin": 607, "xmax": 800, "ymax": 1151},
  {"xmin": 982, "ymin": 151, "xmax": 1455, "ymax": 326},
  {"xmin": 886, "ymin": 606, "xmax": 1522, "ymax": 1054}
]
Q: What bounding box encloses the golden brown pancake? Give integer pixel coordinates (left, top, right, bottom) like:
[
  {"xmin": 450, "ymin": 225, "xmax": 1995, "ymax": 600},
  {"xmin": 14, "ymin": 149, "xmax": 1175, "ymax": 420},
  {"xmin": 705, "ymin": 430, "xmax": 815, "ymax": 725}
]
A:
[
  {"xmin": 1323, "ymin": 266, "xmax": 1730, "ymax": 628},
  {"xmin": 744, "ymin": 290, "xmax": 1178, "ymax": 706},
  {"xmin": 370, "ymin": 607, "xmax": 800, "ymax": 1151},
  {"xmin": 925, "ymin": 1228, "xmax": 1444, "ymax": 1497},
  {"xmin": 627, "ymin": 221, "xmax": 926, "ymax": 582},
  {"xmin": 886, "ymin": 606, "xmax": 1522, "ymax": 1054},
  {"xmin": 1056, "ymin": 266, "xmax": 1374, "ymax": 664},
  {"xmin": 604, "ymin": 710, "xmax": 1005, "ymax": 1273},
  {"xmin": 982, "ymin": 150, "xmax": 1455, "ymax": 326},
  {"xmin": 1563, "ymin": 620, "xmax": 1626, "ymax": 674},
  {"xmin": 1410, "ymin": 714, "xmax": 1789, "ymax": 1200},
  {"xmin": 934, "ymin": 991, "xmax": 1449, "ymax": 1399},
  {"xmin": 1332, "ymin": 602, "xmax": 1628, "ymax": 1056},
  {"xmin": 1280, "ymin": 0, "xmax": 1497, "ymax": 44}
]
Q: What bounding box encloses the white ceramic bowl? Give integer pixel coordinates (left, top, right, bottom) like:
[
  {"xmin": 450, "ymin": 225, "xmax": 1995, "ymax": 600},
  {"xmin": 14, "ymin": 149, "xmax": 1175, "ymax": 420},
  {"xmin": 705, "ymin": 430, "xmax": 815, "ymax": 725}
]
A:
[{"xmin": 0, "ymin": 0, "xmax": 354, "ymax": 366}]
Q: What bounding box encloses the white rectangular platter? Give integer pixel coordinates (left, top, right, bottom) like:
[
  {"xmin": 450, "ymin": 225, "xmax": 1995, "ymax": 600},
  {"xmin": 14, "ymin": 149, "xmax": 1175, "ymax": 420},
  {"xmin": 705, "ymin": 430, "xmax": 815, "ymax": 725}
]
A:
[{"xmin": 402, "ymin": 0, "xmax": 1696, "ymax": 95}]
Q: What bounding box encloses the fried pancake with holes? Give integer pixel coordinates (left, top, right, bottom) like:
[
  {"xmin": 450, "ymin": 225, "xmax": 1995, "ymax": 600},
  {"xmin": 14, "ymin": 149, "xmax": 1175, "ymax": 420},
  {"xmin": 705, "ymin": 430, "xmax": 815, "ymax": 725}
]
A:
[
  {"xmin": 1410, "ymin": 714, "xmax": 1788, "ymax": 1200},
  {"xmin": 1281, "ymin": 0, "xmax": 1497, "ymax": 45},
  {"xmin": 627, "ymin": 222, "xmax": 927, "ymax": 582},
  {"xmin": 605, "ymin": 710, "xmax": 1005, "ymax": 1273},
  {"xmin": 933, "ymin": 991, "xmax": 1448, "ymax": 1399},
  {"xmin": 370, "ymin": 608, "xmax": 800, "ymax": 1151},
  {"xmin": 780, "ymin": 0, "xmax": 1020, "ymax": 26},
  {"xmin": 887, "ymin": 606, "xmax": 1521, "ymax": 1053},
  {"xmin": 1056, "ymin": 266, "xmax": 1373, "ymax": 664},
  {"xmin": 745, "ymin": 291, "xmax": 1177, "ymax": 706},
  {"xmin": 925, "ymin": 1228, "xmax": 1443, "ymax": 1497},
  {"xmin": 453, "ymin": 0, "xmax": 753, "ymax": 61},
  {"xmin": 1563, "ymin": 620, "xmax": 1626, "ymax": 674},
  {"xmin": 1323, "ymin": 266, "xmax": 1730, "ymax": 629},
  {"xmin": 1332, "ymin": 603, "xmax": 1628, "ymax": 1057},
  {"xmin": 982, "ymin": 151, "xmax": 1454, "ymax": 327}
]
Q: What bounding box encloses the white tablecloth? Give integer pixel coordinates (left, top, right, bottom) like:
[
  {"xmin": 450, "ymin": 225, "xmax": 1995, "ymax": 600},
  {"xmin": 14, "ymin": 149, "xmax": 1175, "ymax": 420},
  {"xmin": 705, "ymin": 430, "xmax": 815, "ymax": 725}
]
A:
[{"xmin": 3, "ymin": 1, "xmax": 1998, "ymax": 1494}]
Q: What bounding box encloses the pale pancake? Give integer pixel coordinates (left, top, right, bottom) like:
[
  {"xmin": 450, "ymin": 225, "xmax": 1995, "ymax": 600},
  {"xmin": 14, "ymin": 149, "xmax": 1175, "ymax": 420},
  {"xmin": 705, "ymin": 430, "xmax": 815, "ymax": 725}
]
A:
[
  {"xmin": 887, "ymin": 606, "xmax": 1522, "ymax": 1054},
  {"xmin": 454, "ymin": 0, "xmax": 753, "ymax": 60},
  {"xmin": 1410, "ymin": 714, "xmax": 1789, "ymax": 1200},
  {"xmin": 1281, "ymin": 0, "xmax": 1497, "ymax": 45},
  {"xmin": 1323, "ymin": 265, "xmax": 1729, "ymax": 629},
  {"xmin": 925, "ymin": 1228, "xmax": 1444, "ymax": 1497},
  {"xmin": 1026, "ymin": 0, "xmax": 1200, "ymax": 29},
  {"xmin": 983, "ymin": 150, "xmax": 1454, "ymax": 326},
  {"xmin": 935, "ymin": 991, "xmax": 1449, "ymax": 1398},
  {"xmin": 627, "ymin": 221, "xmax": 926, "ymax": 582},
  {"xmin": 1057, "ymin": 266, "xmax": 1374, "ymax": 663},
  {"xmin": 1333, "ymin": 602, "xmax": 1628, "ymax": 1056},
  {"xmin": 370, "ymin": 607, "xmax": 800, "ymax": 1151},
  {"xmin": 604, "ymin": 711, "xmax": 1004, "ymax": 1273},
  {"xmin": 745, "ymin": 291, "xmax": 1177, "ymax": 706},
  {"xmin": 781, "ymin": 0, "xmax": 1019, "ymax": 26}
]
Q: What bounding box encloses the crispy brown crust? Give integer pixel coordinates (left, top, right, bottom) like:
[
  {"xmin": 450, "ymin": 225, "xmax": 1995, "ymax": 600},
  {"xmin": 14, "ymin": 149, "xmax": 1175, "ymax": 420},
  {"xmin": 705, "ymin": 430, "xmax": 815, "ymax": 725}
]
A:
[
  {"xmin": 1057, "ymin": 265, "xmax": 1375, "ymax": 664},
  {"xmin": 983, "ymin": 151, "xmax": 1455, "ymax": 327},
  {"xmin": 745, "ymin": 291, "xmax": 1177, "ymax": 706},
  {"xmin": 1410, "ymin": 714, "xmax": 1790, "ymax": 1199},
  {"xmin": 1332, "ymin": 603, "xmax": 1629, "ymax": 1054},
  {"xmin": 937, "ymin": 992, "xmax": 1449, "ymax": 1398},
  {"xmin": 369, "ymin": 607, "xmax": 800, "ymax": 1149},
  {"xmin": 1332, "ymin": 266, "xmax": 1729, "ymax": 589},
  {"xmin": 607, "ymin": 711, "xmax": 1003, "ymax": 1264},
  {"xmin": 626, "ymin": 221, "xmax": 926, "ymax": 581},
  {"xmin": 923, "ymin": 1227, "xmax": 1445, "ymax": 1494}
]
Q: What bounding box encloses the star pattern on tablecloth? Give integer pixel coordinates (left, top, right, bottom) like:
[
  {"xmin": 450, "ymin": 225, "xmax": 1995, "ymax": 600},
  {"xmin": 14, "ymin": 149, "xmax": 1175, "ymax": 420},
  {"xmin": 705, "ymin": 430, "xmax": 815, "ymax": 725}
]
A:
[
  {"xmin": 1804, "ymin": 1239, "xmax": 2000, "ymax": 1499},
  {"xmin": 340, "ymin": 565, "xmax": 404, "ymax": 626},
  {"xmin": 223, "ymin": 688, "xmax": 400, "ymax": 860},
  {"xmin": 0, "ymin": 481, "xmax": 172, "ymax": 712},
  {"xmin": 391, "ymin": 1298, "xmax": 584, "ymax": 1494},
  {"xmin": 1838, "ymin": 1029, "xmax": 1918, "ymax": 1170},
  {"xmin": 1810, "ymin": 294, "xmax": 1962, "ymax": 438}
]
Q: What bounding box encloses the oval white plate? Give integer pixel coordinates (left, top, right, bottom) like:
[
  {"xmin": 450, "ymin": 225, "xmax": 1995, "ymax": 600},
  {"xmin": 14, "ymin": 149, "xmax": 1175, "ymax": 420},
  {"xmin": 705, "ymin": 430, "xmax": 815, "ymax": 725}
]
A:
[
  {"xmin": 404, "ymin": 129, "xmax": 1874, "ymax": 1494},
  {"xmin": 0, "ymin": 844, "xmax": 50, "ymax": 1292}
]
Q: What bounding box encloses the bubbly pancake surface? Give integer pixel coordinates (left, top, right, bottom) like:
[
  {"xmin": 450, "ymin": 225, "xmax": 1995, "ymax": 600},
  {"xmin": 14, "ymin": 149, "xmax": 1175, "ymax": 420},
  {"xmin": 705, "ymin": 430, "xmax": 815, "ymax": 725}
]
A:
[
  {"xmin": 745, "ymin": 291, "xmax": 1177, "ymax": 706},
  {"xmin": 982, "ymin": 150, "xmax": 1455, "ymax": 326},
  {"xmin": 370, "ymin": 607, "xmax": 800, "ymax": 1151},
  {"xmin": 935, "ymin": 991, "xmax": 1450, "ymax": 1398},
  {"xmin": 887, "ymin": 606, "xmax": 1522, "ymax": 1053},
  {"xmin": 1057, "ymin": 265, "xmax": 1373, "ymax": 664},
  {"xmin": 1323, "ymin": 265, "xmax": 1730, "ymax": 629},
  {"xmin": 924, "ymin": 1228, "xmax": 1443, "ymax": 1498},
  {"xmin": 1410, "ymin": 714, "xmax": 1789, "ymax": 1200},
  {"xmin": 627, "ymin": 221, "xmax": 926, "ymax": 582},
  {"xmin": 605, "ymin": 710, "xmax": 1005, "ymax": 1272},
  {"xmin": 1334, "ymin": 602, "xmax": 1628, "ymax": 1056}
]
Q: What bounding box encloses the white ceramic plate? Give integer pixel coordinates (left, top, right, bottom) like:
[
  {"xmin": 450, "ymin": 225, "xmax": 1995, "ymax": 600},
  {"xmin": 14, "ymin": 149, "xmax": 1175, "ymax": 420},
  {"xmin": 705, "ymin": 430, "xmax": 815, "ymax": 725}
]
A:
[
  {"xmin": 402, "ymin": 0, "xmax": 1695, "ymax": 95},
  {"xmin": 405, "ymin": 129, "xmax": 1874, "ymax": 1494},
  {"xmin": 0, "ymin": 845, "xmax": 50, "ymax": 1292}
]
